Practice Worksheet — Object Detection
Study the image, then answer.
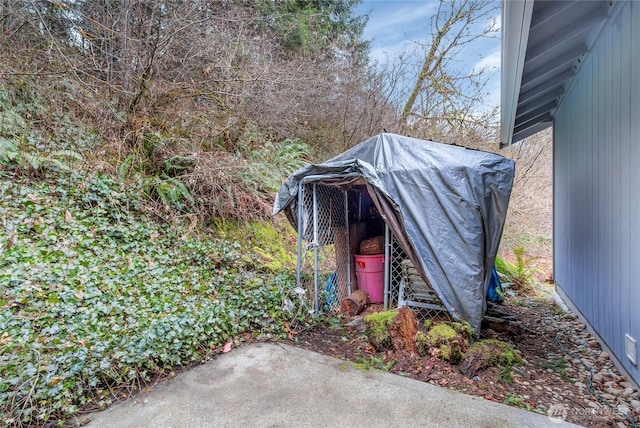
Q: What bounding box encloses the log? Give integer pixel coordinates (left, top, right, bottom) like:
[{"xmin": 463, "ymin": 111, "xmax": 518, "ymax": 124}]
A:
[
  {"xmin": 481, "ymin": 316, "xmax": 522, "ymax": 336},
  {"xmin": 359, "ymin": 235, "xmax": 385, "ymax": 255},
  {"xmin": 341, "ymin": 289, "xmax": 370, "ymax": 316}
]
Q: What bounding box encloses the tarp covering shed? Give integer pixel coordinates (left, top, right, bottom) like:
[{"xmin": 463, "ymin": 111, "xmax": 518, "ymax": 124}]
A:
[{"xmin": 273, "ymin": 133, "xmax": 515, "ymax": 332}]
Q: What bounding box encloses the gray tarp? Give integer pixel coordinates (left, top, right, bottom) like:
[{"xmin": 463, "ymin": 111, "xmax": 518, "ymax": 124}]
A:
[{"xmin": 273, "ymin": 133, "xmax": 515, "ymax": 332}]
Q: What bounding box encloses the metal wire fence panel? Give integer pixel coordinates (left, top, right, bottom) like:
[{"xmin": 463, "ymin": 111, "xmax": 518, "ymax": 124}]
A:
[
  {"xmin": 387, "ymin": 233, "xmax": 405, "ymax": 309},
  {"xmin": 390, "ymin": 234, "xmax": 452, "ymax": 322},
  {"xmin": 296, "ymin": 183, "xmax": 452, "ymax": 321},
  {"xmin": 300, "ymin": 183, "xmax": 346, "ymax": 246},
  {"xmin": 298, "ymin": 183, "xmax": 351, "ymax": 312}
]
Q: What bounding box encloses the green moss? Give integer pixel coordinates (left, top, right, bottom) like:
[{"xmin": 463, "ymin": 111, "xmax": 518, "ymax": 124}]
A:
[
  {"xmin": 427, "ymin": 324, "xmax": 457, "ymax": 345},
  {"xmin": 466, "ymin": 339, "xmax": 524, "ymax": 382},
  {"xmin": 468, "ymin": 339, "xmax": 523, "ymax": 367},
  {"xmin": 416, "ymin": 331, "xmax": 428, "ymax": 356},
  {"xmin": 425, "ymin": 322, "xmax": 468, "ymax": 363},
  {"xmin": 450, "ymin": 321, "xmax": 474, "ymax": 340},
  {"xmin": 423, "ymin": 319, "xmax": 432, "ymax": 331},
  {"xmin": 364, "ymin": 310, "xmax": 398, "ymax": 351},
  {"xmin": 440, "ymin": 344, "xmax": 452, "ymax": 360},
  {"xmin": 212, "ymin": 219, "xmax": 297, "ymax": 271},
  {"xmin": 365, "ymin": 310, "xmax": 397, "ymax": 326}
]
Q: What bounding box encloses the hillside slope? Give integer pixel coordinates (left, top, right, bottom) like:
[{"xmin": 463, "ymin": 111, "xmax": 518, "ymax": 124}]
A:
[{"xmin": 0, "ymin": 168, "xmax": 301, "ymax": 425}]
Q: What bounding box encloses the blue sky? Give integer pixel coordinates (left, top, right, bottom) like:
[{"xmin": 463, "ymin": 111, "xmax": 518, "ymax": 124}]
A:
[{"xmin": 355, "ymin": 0, "xmax": 502, "ymax": 109}]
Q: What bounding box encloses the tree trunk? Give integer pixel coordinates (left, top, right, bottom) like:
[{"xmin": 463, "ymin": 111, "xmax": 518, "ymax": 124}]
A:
[{"xmin": 400, "ymin": 0, "xmax": 454, "ymax": 129}]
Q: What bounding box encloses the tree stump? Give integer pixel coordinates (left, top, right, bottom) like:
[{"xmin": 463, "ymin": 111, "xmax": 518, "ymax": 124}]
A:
[
  {"xmin": 363, "ymin": 308, "xmax": 419, "ymax": 353},
  {"xmin": 390, "ymin": 307, "xmax": 418, "ymax": 354},
  {"xmin": 341, "ymin": 289, "xmax": 370, "ymax": 316},
  {"xmin": 423, "ymin": 322, "xmax": 468, "ymax": 363},
  {"xmin": 364, "ymin": 311, "xmax": 396, "ymax": 351}
]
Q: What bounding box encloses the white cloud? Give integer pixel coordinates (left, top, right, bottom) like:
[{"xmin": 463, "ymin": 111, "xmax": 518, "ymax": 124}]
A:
[
  {"xmin": 364, "ymin": 2, "xmax": 436, "ymax": 36},
  {"xmin": 368, "ymin": 39, "xmax": 417, "ymax": 63},
  {"xmin": 485, "ymin": 76, "xmax": 501, "ymax": 110},
  {"xmin": 491, "ymin": 12, "xmax": 502, "ymax": 33},
  {"xmin": 474, "ymin": 47, "xmax": 501, "ymax": 73},
  {"xmin": 358, "ymin": 0, "xmax": 502, "ymax": 112},
  {"xmin": 359, "ymin": 1, "xmax": 438, "ymax": 63}
]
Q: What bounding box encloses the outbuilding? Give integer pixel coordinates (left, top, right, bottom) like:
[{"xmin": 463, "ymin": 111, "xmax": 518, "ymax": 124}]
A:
[{"xmin": 273, "ymin": 133, "xmax": 515, "ymax": 332}]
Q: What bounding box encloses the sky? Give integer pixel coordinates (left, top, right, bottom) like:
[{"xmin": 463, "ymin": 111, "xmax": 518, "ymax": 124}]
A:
[{"xmin": 355, "ymin": 0, "xmax": 502, "ymax": 109}]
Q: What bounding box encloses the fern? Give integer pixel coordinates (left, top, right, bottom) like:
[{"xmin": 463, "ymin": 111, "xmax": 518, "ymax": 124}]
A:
[
  {"xmin": 273, "ymin": 138, "xmax": 311, "ymax": 172},
  {"xmin": 0, "ymin": 140, "xmax": 82, "ymax": 173},
  {"xmin": 142, "ymin": 175, "xmax": 194, "ymax": 209},
  {"xmin": 245, "ymin": 138, "xmax": 311, "ymax": 192},
  {"xmin": 163, "ymin": 154, "xmax": 196, "ymax": 175},
  {"xmin": 495, "ymin": 247, "xmax": 543, "ymax": 294},
  {"xmin": 117, "ymin": 155, "xmax": 135, "ymax": 181}
]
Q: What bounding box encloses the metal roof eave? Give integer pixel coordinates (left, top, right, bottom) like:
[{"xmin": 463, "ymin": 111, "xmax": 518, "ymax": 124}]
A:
[
  {"xmin": 501, "ymin": 0, "xmax": 619, "ymax": 148},
  {"xmin": 500, "ymin": 0, "xmax": 534, "ymax": 149}
]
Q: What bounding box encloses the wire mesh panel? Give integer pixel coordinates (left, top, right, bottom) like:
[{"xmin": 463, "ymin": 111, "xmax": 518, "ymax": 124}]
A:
[
  {"xmin": 388, "ymin": 233, "xmax": 452, "ymax": 322},
  {"xmin": 295, "ymin": 181, "xmax": 452, "ymax": 321},
  {"xmin": 297, "ymin": 182, "xmax": 351, "ymax": 312},
  {"xmin": 386, "ymin": 233, "xmax": 405, "ymax": 309}
]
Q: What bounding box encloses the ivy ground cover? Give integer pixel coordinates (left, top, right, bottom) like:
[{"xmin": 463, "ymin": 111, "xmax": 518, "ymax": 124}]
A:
[{"xmin": 0, "ymin": 170, "xmax": 297, "ymax": 426}]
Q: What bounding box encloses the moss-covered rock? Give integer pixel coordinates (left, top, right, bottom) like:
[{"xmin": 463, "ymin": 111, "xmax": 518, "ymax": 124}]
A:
[
  {"xmin": 364, "ymin": 310, "xmax": 397, "ymax": 351},
  {"xmin": 428, "ymin": 324, "xmax": 457, "ymax": 345},
  {"xmin": 468, "ymin": 339, "xmax": 523, "ymax": 367},
  {"xmin": 423, "ymin": 322, "xmax": 469, "ymax": 363},
  {"xmin": 449, "ymin": 321, "xmax": 474, "ymax": 341},
  {"xmin": 459, "ymin": 339, "xmax": 524, "ymax": 380}
]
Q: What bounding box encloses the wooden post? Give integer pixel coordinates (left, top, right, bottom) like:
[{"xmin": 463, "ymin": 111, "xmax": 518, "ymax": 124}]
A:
[
  {"xmin": 349, "ymin": 222, "xmax": 367, "ymax": 288},
  {"xmin": 333, "ymin": 226, "xmax": 348, "ymax": 300}
]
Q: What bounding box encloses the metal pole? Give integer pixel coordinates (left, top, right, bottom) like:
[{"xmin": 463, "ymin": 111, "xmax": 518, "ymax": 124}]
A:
[
  {"xmin": 345, "ymin": 190, "xmax": 351, "ymax": 295},
  {"xmin": 312, "ymin": 183, "xmax": 319, "ymax": 313},
  {"xmin": 296, "ymin": 182, "xmax": 304, "ymax": 290},
  {"xmin": 384, "ymin": 222, "xmax": 390, "ymax": 310}
]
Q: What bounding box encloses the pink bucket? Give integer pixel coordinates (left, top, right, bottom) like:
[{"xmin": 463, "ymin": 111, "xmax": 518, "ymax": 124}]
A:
[{"xmin": 355, "ymin": 254, "xmax": 385, "ymax": 303}]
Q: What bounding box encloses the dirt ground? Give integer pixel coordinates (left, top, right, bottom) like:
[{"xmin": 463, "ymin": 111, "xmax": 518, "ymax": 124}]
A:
[{"xmin": 285, "ymin": 292, "xmax": 640, "ymax": 427}]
